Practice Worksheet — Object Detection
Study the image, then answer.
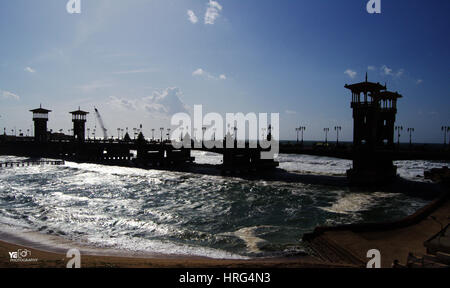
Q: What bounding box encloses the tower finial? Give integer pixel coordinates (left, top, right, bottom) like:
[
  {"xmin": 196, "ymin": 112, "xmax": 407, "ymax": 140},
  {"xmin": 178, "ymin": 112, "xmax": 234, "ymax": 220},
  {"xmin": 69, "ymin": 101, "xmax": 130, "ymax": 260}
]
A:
[{"xmin": 365, "ymin": 72, "xmax": 368, "ymax": 82}]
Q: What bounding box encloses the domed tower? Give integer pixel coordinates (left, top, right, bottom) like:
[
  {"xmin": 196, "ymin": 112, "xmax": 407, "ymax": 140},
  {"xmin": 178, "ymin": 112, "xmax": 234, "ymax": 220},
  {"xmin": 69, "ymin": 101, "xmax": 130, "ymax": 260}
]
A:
[
  {"xmin": 30, "ymin": 105, "xmax": 52, "ymax": 142},
  {"xmin": 70, "ymin": 107, "xmax": 89, "ymax": 142},
  {"xmin": 344, "ymin": 73, "xmax": 402, "ymax": 185}
]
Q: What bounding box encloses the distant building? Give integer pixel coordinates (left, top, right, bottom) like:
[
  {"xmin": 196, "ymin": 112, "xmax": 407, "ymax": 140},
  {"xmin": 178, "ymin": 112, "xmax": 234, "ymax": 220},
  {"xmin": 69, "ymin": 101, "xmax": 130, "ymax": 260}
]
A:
[
  {"xmin": 345, "ymin": 74, "xmax": 402, "ymax": 184},
  {"xmin": 30, "ymin": 105, "xmax": 52, "ymax": 142},
  {"xmin": 70, "ymin": 108, "xmax": 89, "ymax": 142}
]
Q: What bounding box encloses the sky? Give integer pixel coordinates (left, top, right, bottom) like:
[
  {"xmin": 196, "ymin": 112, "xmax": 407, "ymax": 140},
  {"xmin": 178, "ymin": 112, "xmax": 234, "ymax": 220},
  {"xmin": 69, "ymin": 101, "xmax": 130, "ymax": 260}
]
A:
[{"xmin": 0, "ymin": 0, "xmax": 449, "ymax": 143}]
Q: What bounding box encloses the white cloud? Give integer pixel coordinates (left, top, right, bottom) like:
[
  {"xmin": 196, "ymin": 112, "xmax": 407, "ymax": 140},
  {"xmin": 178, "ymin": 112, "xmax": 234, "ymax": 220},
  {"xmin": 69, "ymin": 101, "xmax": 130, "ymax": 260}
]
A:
[
  {"xmin": 192, "ymin": 68, "xmax": 205, "ymax": 76},
  {"xmin": 107, "ymin": 88, "xmax": 191, "ymax": 120},
  {"xmin": 416, "ymin": 79, "xmax": 423, "ymax": 85},
  {"xmin": 205, "ymin": 0, "xmax": 223, "ymax": 25},
  {"xmin": 381, "ymin": 65, "xmax": 405, "ymax": 78},
  {"xmin": 368, "ymin": 66, "xmax": 376, "ymax": 71},
  {"xmin": 24, "ymin": 66, "xmax": 36, "ymax": 73},
  {"xmin": 192, "ymin": 68, "xmax": 226, "ymax": 80},
  {"xmin": 143, "ymin": 87, "xmax": 190, "ymax": 117},
  {"xmin": 1, "ymin": 90, "xmax": 20, "ymax": 100},
  {"xmin": 344, "ymin": 69, "xmax": 357, "ymax": 79},
  {"xmin": 381, "ymin": 65, "xmax": 393, "ymax": 76},
  {"xmin": 395, "ymin": 69, "xmax": 404, "ymax": 77},
  {"xmin": 108, "ymin": 96, "xmax": 137, "ymax": 110},
  {"xmin": 285, "ymin": 110, "xmax": 296, "ymax": 115},
  {"xmin": 187, "ymin": 10, "xmax": 198, "ymax": 24}
]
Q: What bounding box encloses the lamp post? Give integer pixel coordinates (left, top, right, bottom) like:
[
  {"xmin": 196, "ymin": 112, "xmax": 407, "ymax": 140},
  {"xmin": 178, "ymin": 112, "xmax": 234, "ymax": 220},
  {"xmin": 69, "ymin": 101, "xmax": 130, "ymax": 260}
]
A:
[
  {"xmin": 442, "ymin": 126, "xmax": 450, "ymax": 148},
  {"xmin": 202, "ymin": 127, "xmax": 206, "ymax": 139},
  {"xmin": 167, "ymin": 128, "xmax": 171, "ymax": 141},
  {"xmin": 395, "ymin": 126, "xmax": 403, "ymax": 149},
  {"xmin": 323, "ymin": 128, "xmax": 330, "ymax": 144},
  {"xmin": 407, "ymin": 128, "xmax": 415, "ymax": 147},
  {"xmin": 151, "ymin": 128, "xmax": 155, "ymax": 141},
  {"xmin": 299, "ymin": 126, "xmax": 306, "ymax": 146},
  {"xmin": 334, "ymin": 126, "xmax": 342, "ymax": 145},
  {"xmin": 202, "ymin": 127, "xmax": 207, "ymax": 147},
  {"xmin": 295, "ymin": 127, "xmax": 300, "ymax": 143}
]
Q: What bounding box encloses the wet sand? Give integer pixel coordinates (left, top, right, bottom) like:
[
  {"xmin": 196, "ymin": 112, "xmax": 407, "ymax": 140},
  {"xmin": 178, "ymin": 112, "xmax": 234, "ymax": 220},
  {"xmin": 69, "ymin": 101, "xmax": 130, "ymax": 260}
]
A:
[{"xmin": 0, "ymin": 239, "xmax": 350, "ymax": 268}]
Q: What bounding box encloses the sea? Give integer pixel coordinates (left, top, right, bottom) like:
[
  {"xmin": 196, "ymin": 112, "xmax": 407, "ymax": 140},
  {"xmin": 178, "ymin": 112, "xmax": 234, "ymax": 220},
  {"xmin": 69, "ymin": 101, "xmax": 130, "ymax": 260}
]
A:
[{"xmin": 0, "ymin": 152, "xmax": 447, "ymax": 259}]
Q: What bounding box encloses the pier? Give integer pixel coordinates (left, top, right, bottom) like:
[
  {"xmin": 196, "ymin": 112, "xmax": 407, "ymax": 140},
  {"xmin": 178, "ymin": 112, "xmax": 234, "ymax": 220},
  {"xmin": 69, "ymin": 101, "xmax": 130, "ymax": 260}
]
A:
[
  {"xmin": 0, "ymin": 77, "xmax": 449, "ymax": 183},
  {"xmin": 0, "ymin": 160, "xmax": 65, "ymax": 168}
]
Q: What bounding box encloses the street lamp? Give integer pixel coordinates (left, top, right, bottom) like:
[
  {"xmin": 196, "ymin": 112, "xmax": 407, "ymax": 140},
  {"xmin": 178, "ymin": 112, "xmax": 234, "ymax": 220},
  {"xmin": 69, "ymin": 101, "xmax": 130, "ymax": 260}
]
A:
[
  {"xmin": 323, "ymin": 128, "xmax": 330, "ymax": 144},
  {"xmin": 299, "ymin": 126, "xmax": 306, "ymax": 146},
  {"xmin": 407, "ymin": 128, "xmax": 415, "ymax": 147},
  {"xmin": 151, "ymin": 128, "xmax": 155, "ymax": 141},
  {"xmin": 202, "ymin": 126, "xmax": 207, "ymax": 139},
  {"xmin": 442, "ymin": 126, "xmax": 450, "ymax": 147},
  {"xmin": 167, "ymin": 128, "xmax": 171, "ymax": 141},
  {"xmin": 334, "ymin": 126, "xmax": 342, "ymax": 145},
  {"xmin": 395, "ymin": 126, "xmax": 403, "ymax": 148}
]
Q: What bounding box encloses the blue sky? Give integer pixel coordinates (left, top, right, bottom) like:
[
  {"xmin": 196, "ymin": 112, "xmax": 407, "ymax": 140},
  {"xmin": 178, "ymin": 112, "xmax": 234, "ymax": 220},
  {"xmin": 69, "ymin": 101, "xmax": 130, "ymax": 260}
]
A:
[{"xmin": 0, "ymin": 0, "xmax": 449, "ymax": 142}]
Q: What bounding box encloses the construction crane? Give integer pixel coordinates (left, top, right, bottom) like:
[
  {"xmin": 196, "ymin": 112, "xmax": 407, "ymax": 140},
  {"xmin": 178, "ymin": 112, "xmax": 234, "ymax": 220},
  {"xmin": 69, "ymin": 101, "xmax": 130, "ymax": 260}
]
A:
[{"xmin": 94, "ymin": 107, "xmax": 108, "ymax": 140}]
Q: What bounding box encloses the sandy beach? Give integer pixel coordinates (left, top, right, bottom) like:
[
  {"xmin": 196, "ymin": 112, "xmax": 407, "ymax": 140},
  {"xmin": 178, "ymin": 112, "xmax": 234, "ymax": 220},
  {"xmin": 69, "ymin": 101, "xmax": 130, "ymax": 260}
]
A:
[{"xmin": 0, "ymin": 238, "xmax": 351, "ymax": 268}]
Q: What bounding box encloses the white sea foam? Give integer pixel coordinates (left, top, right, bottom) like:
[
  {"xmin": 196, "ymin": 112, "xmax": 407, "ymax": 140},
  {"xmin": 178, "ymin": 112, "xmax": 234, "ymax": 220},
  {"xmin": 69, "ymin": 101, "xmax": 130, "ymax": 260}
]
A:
[{"xmin": 0, "ymin": 155, "xmax": 437, "ymax": 258}]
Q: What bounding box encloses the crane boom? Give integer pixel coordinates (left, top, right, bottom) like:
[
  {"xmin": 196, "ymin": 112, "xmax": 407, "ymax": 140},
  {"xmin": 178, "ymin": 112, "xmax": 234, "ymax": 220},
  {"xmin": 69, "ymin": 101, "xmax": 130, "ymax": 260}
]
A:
[{"xmin": 94, "ymin": 107, "xmax": 108, "ymax": 140}]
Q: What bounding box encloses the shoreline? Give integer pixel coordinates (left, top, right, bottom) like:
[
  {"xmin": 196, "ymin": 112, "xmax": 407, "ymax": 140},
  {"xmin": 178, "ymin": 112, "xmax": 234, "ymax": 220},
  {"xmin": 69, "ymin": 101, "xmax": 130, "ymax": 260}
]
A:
[
  {"xmin": 0, "ymin": 155, "xmax": 447, "ymax": 268},
  {"xmin": 1, "ymin": 190, "xmax": 447, "ymax": 268},
  {"xmin": 0, "ymin": 238, "xmax": 345, "ymax": 268}
]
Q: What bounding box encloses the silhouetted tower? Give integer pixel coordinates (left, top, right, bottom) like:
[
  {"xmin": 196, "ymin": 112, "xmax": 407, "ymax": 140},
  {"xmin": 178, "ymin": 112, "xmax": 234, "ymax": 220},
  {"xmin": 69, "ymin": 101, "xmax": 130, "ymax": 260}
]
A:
[
  {"xmin": 344, "ymin": 74, "xmax": 402, "ymax": 185},
  {"xmin": 30, "ymin": 105, "xmax": 52, "ymax": 142},
  {"xmin": 70, "ymin": 107, "xmax": 89, "ymax": 142}
]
